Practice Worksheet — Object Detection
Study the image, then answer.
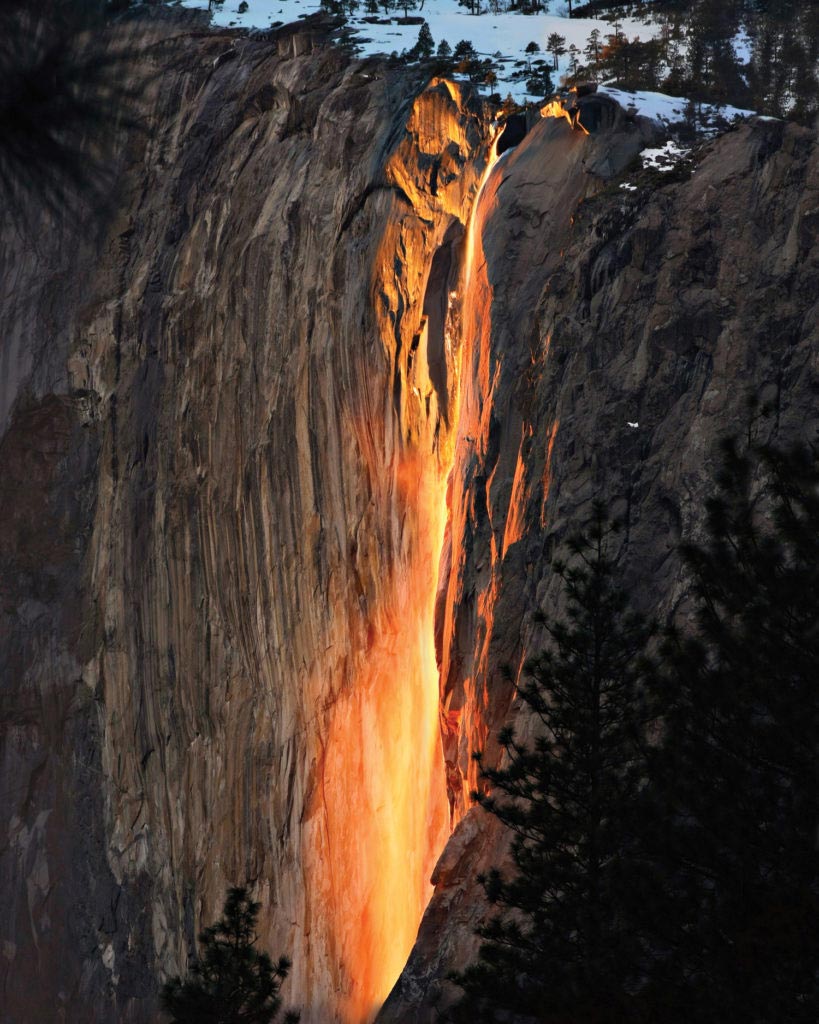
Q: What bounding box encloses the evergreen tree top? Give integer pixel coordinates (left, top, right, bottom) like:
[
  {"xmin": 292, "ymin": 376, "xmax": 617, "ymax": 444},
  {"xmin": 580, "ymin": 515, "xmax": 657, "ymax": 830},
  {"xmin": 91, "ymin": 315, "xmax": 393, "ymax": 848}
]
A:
[{"xmin": 161, "ymin": 887, "xmax": 299, "ymax": 1024}]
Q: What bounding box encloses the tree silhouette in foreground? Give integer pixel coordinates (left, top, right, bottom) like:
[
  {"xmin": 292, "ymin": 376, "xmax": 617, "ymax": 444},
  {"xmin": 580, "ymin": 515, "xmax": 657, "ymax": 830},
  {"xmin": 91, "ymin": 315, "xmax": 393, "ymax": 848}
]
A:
[
  {"xmin": 450, "ymin": 431, "xmax": 819, "ymax": 1022},
  {"xmin": 642, "ymin": 436, "xmax": 819, "ymax": 1023},
  {"xmin": 450, "ymin": 507, "xmax": 656, "ymax": 1023},
  {"xmin": 161, "ymin": 887, "xmax": 299, "ymax": 1024}
]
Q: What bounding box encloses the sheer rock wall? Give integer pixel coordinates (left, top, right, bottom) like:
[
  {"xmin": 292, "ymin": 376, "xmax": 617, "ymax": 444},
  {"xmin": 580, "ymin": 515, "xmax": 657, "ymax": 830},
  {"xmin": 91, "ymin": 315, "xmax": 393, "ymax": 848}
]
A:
[
  {"xmin": 381, "ymin": 108, "xmax": 819, "ymax": 1021},
  {"xmin": 0, "ymin": 24, "xmax": 489, "ymax": 1024}
]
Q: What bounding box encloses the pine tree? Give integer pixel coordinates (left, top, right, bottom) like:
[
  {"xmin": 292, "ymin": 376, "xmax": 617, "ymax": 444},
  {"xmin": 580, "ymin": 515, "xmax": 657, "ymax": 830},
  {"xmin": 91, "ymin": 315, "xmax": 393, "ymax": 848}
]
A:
[
  {"xmin": 546, "ymin": 31, "xmax": 567, "ymax": 70},
  {"xmin": 525, "ymin": 62, "xmax": 553, "ymax": 99},
  {"xmin": 452, "ymin": 38, "xmax": 477, "ymax": 62},
  {"xmin": 449, "ymin": 506, "xmax": 656, "ymax": 1023},
  {"xmin": 161, "ymin": 887, "xmax": 299, "ymax": 1024},
  {"xmin": 452, "ymin": 38, "xmax": 479, "ymax": 76},
  {"xmin": 685, "ymin": 0, "xmax": 746, "ymax": 104},
  {"xmin": 643, "ymin": 435, "xmax": 819, "ymax": 1023},
  {"xmin": 584, "ymin": 27, "xmax": 602, "ymax": 67},
  {"xmin": 414, "ymin": 20, "xmax": 434, "ymax": 59}
]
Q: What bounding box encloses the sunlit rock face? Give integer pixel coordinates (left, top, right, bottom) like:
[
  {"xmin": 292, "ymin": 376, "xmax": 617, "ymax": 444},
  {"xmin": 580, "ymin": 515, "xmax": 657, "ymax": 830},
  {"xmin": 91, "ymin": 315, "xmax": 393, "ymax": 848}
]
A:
[
  {"xmin": 380, "ymin": 113, "xmax": 819, "ymax": 1020},
  {"xmin": 0, "ymin": 23, "xmax": 491, "ymax": 1024}
]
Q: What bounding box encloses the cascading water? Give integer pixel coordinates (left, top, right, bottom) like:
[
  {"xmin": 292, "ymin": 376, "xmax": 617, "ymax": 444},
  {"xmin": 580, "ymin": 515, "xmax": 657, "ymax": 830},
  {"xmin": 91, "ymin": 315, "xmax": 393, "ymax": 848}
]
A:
[
  {"xmin": 436, "ymin": 136, "xmax": 505, "ymax": 826},
  {"xmin": 306, "ymin": 116, "xmax": 504, "ymax": 1024},
  {"xmin": 315, "ymin": 448, "xmax": 451, "ymax": 1023}
]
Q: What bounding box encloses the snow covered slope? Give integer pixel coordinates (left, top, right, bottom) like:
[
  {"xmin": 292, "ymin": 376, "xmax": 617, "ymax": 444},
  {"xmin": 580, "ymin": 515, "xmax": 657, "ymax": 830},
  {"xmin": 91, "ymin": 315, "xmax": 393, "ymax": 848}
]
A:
[
  {"xmin": 180, "ymin": 0, "xmax": 661, "ymax": 102},
  {"xmin": 180, "ymin": 0, "xmax": 759, "ymax": 122}
]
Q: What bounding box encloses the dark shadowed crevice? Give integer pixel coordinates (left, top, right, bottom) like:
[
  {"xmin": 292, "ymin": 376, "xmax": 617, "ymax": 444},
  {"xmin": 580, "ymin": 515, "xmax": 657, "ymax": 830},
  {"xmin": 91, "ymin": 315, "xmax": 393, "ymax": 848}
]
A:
[{"xmin": 422, "ymin": 220, "xmax": 464, "ymax": 426}]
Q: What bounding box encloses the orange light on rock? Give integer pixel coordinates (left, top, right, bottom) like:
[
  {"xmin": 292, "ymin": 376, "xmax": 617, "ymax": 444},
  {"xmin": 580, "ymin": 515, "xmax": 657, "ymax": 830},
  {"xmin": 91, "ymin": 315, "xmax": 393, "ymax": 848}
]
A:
[
  {"xmin": 540, "ymin": 98, "xmax": 590, "ymax": 135},
  {"xmin": 318, "ymin": 448, "xmax": 451, "ymax": 1023},
  {"xmin": 502, "ymin": 424, "xmax": 534, "ymax": 558},
  {"xmin": 437, "ymin": 136, "xmax": 503, "ymax": 825},
  {"xmin": 541, "ymin": 419, "xmax": 559, "ymax": 527}
]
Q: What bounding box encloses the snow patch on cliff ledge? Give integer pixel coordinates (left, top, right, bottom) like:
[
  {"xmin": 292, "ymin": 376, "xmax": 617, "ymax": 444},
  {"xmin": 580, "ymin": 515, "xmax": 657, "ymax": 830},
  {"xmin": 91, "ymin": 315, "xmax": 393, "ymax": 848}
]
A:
[{"xmin": 598, "ymin": 85, "xmax": 753, "ymax": 129}]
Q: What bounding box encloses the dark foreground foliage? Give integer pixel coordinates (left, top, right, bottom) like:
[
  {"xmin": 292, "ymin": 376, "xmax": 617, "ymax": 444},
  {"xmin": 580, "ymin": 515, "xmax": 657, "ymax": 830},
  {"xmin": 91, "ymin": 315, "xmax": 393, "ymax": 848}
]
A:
[
  {"xmin": 453, "ymin": 431, "xmax": 819, "ymax": 1022},
  {"xmin": 0, "ymin": 0, "xmax": 142, "ymax": 224},
  {"xmin": 449, "ymin": 508, "xmax": 656, "ymax": 1023},
  {"xmin": 642, "ymin": 436, "xmax": 819, "ymax": 1023},
  {"xmin": 161, "ymin": 887, "xmax": 300, "ymax": 1024}
]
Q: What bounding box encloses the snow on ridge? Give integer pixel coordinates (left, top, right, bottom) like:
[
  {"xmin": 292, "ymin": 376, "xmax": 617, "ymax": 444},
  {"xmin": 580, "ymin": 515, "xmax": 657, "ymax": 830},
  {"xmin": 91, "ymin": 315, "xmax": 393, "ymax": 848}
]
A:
[
  {"xmin": 180, "ymin": 0, "xmax": 665, "ymax": 103},
  {"xmin": 598, "ymin": 85, "xmax": 754, "ymax": 128},
  {"xmin": 179, "ymin": 0, "xmax": 758, "ymax": 123}
]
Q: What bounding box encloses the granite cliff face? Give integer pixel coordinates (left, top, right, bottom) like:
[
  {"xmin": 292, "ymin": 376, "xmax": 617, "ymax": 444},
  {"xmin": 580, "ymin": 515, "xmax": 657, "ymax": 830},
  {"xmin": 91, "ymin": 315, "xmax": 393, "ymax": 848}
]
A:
[
  {"xmin": 0, "ymin": 23, "xmax": 489, "ymax": 1023},
  {"xmin": 1, "ymin": 16, "xmax": 817, "ymax": 1024},
  {"xmin": 381, "ymin": 102, "xmax": 819, "ymax": 1021}
]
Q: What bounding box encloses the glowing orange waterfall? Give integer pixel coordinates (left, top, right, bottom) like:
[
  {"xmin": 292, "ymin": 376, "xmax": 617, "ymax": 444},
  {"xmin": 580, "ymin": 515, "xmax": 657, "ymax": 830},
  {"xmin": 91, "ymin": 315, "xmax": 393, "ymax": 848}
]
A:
[
  {"xmin": 438, "ymin": 137, "xmax": 504, "ymax": 825},
  {"xmin": 302, "ymin": 120, "xmax": 505, "ymax": 1023},
  {"xmin": 541, "ymin": 97, "xmax": 590, "ymax": 135},
  {"xmin": 317, "ymin": 450, "xmax": 451, "ymax": 1022},
  {"xmin": 306, "ymin": 136, "xmax": 506, "ymax": 1023},
  {"xmin": 540, "ymin": 98, "xmax": 575, "ymax": 128}
]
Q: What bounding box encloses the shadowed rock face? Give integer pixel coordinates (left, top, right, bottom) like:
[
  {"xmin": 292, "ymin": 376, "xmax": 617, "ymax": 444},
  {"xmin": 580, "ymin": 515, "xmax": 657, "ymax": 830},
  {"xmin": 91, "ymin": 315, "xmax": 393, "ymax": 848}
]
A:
[
  {"xmin": 379, "ymin": 113, "xmax": 819, "ymax": 1021},
  {"xmin": 1, "ymin": 17, "xmax": 817, "ymax": 1024}
]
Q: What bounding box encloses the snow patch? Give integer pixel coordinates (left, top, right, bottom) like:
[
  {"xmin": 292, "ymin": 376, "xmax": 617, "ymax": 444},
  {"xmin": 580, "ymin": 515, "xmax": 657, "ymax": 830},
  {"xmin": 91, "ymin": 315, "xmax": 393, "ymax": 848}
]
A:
[
  {"xmin": 180, "ymin": 0, "xmax": 664, "ymax": 103},
  {"xmin": 640, "ymin": 138, "xmax": 689, "ymax": 171},
  {"xmin": 599, "ymin": 85, "xmax": 753, "ymax": 128}
]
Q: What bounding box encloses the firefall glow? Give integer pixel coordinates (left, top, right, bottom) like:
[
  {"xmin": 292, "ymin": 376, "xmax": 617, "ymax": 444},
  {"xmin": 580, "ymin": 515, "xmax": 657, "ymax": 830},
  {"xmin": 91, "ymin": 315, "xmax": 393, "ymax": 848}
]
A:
[
  {"xmin": 312, "ymin": 123, "xmax": 506, "ymax": 1023},
  {"xmin": 309, "ymin": 137, "xmax": 499, "ymax": 1023},
  {"xmin": 461, "ymin": 136, "xmax": 501, "ymax": 324},
  {"xmin": 540, "ymin": 98, "xmax": 575, "ymax": 128},
  {"xmin": 318, "ymin": 449, "xmax": 451, "ymax": 1022},
  {"xmin": 316, "ymin": 114, "xmax": 568, "ymax": 1022},
  {"xmin": 540, "ymin": 98, "xmax": 590, "ymax": 135},
  {"xmin": 439, "ymin": 136, "xmax": 504, "ymax": 823}
]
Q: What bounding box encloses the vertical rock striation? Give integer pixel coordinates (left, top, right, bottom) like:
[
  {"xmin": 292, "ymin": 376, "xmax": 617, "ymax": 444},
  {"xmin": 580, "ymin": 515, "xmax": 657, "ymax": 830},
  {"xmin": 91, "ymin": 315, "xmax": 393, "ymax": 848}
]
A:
[{"xmin": 0, "ymin": 22, "xmax": 491, "ymax": 1023}]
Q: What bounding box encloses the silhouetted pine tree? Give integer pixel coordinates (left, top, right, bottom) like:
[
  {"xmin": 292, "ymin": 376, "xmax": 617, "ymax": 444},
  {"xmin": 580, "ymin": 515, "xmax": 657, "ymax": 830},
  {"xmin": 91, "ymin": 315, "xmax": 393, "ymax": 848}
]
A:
[
  {"xmin": 685, "ymin": 0, "xmax": 747, "ymax": 104},
  {"xmin": 642, "ymin": 435, "xmax": 819, "ymax": 1023},
  {"xmin": 161, "ymin": 887, "xmax": 299, "ymax": 1024},
  {"xmin": 449, "ymin": 506, "xmax": 656, "ymax": 1024},
  {"xmin": 409, "ymin": 21, "xmax": 434, "ymax": 60}
]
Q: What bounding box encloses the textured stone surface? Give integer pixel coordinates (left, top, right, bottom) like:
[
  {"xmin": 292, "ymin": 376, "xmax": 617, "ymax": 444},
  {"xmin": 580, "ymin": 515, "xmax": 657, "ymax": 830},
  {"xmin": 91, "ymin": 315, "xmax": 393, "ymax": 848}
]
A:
[
  {"xmin": 0, "ymin": 22, "xmax": 490, "ymax": 1024},
  {"xmin": 1, "ymin": 14, "xmax": 818, "ymax": 1024},
  {"xmin": 380, "ymin": 112, "xmax": 819, "ymax": 1021}
]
